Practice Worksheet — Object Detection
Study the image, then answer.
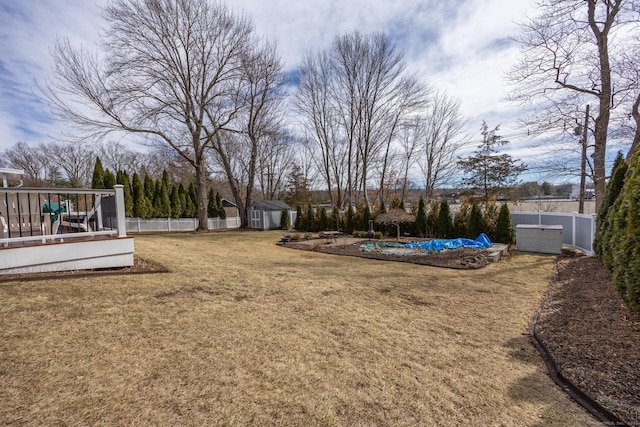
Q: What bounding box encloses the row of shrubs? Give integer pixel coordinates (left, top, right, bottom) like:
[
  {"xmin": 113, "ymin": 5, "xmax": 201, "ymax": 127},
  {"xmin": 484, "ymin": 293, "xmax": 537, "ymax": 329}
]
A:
[
  {"xmin": 284, "ymin": 197, "xmax": 515, "ymax": 244},
  {"xmin": 594, "ymin": 151, "xmax": 640, "ymax": 313},
  {"xmin": 92, "ymin": 158, "xmax": 226, "ymax": 219}
]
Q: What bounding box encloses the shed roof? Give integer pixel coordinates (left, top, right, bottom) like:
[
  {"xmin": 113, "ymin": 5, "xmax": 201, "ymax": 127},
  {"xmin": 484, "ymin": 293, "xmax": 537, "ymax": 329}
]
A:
[
  {"xmin": 252, "ymin": 200, "xmax": 291, "ymax": 211},
  {"xmin": 222, "ymin": 198, "xmax": 237, "ymax": 208}
]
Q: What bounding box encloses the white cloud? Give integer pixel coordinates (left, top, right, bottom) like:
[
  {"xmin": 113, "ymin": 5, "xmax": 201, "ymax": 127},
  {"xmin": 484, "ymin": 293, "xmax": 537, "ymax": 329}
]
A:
[{"xmin": 0, "ymin": 0, "xmax": 542, "ymax": 170}]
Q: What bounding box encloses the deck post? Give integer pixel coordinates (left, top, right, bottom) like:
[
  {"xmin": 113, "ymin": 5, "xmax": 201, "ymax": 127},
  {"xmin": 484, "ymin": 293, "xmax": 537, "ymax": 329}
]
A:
[{"xmin": 114, "ymin": 185, "xmax": 127, "ymax": 237}]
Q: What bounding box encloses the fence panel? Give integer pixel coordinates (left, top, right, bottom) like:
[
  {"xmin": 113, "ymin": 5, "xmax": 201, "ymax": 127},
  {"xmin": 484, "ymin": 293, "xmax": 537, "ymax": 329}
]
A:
[{"xmin": 126, "ymin": 217, "xmax": 240, "ymax": 233}]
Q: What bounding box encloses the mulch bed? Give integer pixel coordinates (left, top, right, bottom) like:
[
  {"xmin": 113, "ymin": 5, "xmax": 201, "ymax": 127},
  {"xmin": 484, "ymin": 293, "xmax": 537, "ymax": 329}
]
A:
[
  {"xmin": 534, "ymin": 251, "xmax": 640, "ymax": 425},
  {"xmin": 285, "ymin": 239, "xmax": 492, "ymax": 269}
]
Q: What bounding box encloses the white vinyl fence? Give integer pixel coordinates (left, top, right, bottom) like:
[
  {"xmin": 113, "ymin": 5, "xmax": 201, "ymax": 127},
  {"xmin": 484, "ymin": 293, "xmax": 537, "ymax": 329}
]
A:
[
  {"xmin": 125, "ymin": 216, "xmax": 241, "ymax": 233},
  {"xmin": 511, "ymin": 212, "xmax": 596, "ymax": 255}
]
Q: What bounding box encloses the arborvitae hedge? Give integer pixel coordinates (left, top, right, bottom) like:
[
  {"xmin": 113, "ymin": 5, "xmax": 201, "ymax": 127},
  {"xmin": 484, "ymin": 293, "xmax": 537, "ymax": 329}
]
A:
[
  {"xmin": 331, "ymin": 205, "xmax": 341, "ymax": 231},
  {"xmin": 103, "ymin": 169, "xmax": 116, "ymax": 189},
  {"xmin": 606, "ymin": 149, "xmax": 640, "ymax": 313},
  {"xmin": 435, "ymin": 199, "xmax": 454, "ymax": 238},
  {"xmin": 414, "ymin": 196, "xmax": 427, "ymax": 237},
  {"xmin": 294, "ymin": 205, "xmax": 303, "ymax": 230},
  {"xmin": 91, "ymin": 157, "xmax": 105, "ymax": 189},
  {"xmin": 594, "ymin": 152, "xmax": 628, "ymax": 261},
  {"xmin": 280, "ymin": 209, "xmax": 290, "ymax": 230},
  {"xmin": 318, "ymin": 206, "xmax": 328, "ymax": 231},
  {"xmin": 345, "ymin": 205, "xmax": 355, "ymax": 234},
  {"xmin": 467, "ymin": 201, "xmax": 484, "ymax": 239},
  {"xmin": 494, "ymin": 203, "xmax": 514, "ymax": 244},
  {"xmin": 426, "ymin": 199, "xmax": 440, "ymax": 237},
  {"xmin": 454, "ymin": 198, "xmax": 471, "ymax": 238}
]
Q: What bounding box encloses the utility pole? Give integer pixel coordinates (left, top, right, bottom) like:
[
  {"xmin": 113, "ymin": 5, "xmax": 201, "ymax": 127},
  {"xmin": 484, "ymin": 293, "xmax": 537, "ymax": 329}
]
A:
[{"xmin": 579, "ymin": 105, "xmax": 590, "ymax": 214}]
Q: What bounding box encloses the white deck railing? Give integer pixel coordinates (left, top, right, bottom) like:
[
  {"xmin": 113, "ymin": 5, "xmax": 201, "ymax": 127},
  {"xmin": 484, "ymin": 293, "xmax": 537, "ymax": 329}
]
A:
[{"xmin": 0, "ymin": 185, "xmax": 127, "ymax": 247}]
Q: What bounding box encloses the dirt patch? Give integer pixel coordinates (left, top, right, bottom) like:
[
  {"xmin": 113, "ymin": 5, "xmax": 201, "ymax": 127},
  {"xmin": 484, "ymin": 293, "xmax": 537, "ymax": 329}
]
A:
[
  {"xmin": 0, "ymin": 255, "xmax": 168, "ymax": 283},
  {"xmin": 535, "ymin": 251, "xmax": 640, "ymax": 425},
  {"xmin": 283, "ymin": 238, "xmax": 492, "ymax": 269}
]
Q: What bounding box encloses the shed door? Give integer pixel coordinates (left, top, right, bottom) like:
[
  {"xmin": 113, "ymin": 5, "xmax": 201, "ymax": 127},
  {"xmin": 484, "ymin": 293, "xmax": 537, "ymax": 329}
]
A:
[{"xmin": 250, "ymin": 208, "xmax": 261, "ymax": 228}]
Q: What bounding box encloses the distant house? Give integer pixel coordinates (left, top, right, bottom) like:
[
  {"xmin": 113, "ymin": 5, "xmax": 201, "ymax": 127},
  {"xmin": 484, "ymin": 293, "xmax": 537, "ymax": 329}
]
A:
[{"xmin": 250, "ymin": 200, "xmax": 291, "ymax": 230}]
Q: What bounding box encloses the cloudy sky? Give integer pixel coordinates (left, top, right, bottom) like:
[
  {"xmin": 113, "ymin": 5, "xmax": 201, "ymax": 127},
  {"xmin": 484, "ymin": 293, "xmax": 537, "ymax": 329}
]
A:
[{"xmin": 0, "ymin": 0, "xmax": 542, "ymax": 171}]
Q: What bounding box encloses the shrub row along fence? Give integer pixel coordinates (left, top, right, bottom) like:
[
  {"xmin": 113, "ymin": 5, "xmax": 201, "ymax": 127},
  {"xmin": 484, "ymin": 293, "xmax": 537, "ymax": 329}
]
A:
[
  {"xmin": 511, "ymin": 212, "xmax": 596, "ymax": 255},
  {"xmin": 125, "ymin": 216, "xmax": 241, "ymax": 233}
]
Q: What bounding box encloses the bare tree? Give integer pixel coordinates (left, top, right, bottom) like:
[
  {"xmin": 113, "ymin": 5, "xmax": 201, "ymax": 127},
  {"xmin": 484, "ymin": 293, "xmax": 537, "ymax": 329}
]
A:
[
  {"xmin": 42, "ymin": 0, "xmax": 279, "ymax": 229},
  {"xmin": 3, "ymin": 142, "xmax": 51, "ymax": 186},
  {"xmin": 614, "ymin": 36, "xmax": 640, "ymax": 160},
  {"xmin": 295, "ymin": 31, "xmax": 425, "ymax": 208},
  {"xmin": 96, "ymin": 141, "xmax": 143, "ymax": 175},
  {"xmin": 44, "ymin": 142, "xmax": 95, "ymax": 187},
  {"xmin": 210, "ymin": 40, "xmax": 287, "ymax": 226},
  {"xmin": 295, "ymin": 51, "xmax": 346, "ymax": 207},
  {"xmin": 508, "ymin": 0, "xmax": 639, "ymax": 212},
  {"xmin": 418, "ymin": 90, "xmax": 467, "ymax": 202},
  {"xmin": 256, "ymin": 132, "xmax": 296, "ymax": 200}
]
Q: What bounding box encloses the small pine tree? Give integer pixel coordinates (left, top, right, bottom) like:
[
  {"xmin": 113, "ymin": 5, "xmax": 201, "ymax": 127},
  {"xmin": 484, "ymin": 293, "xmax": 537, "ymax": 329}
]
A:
[
  {"xmin": 360, "ymin": 204, "xmax": 371, "ymax": 231},
  {"xmin": 305, "ymin": 203, "xmax": 316, "ymax": 232},
  {"xmin": 280, "ymin": 209, "xmax": 291, "ymax": 230},
  {"xmin": 154, "ymin": 181, "xmax": 171, "ymax": 218},
  {"xmin": 414, "ymin": 196, "xmax": 427, "ymax": 237},
  {"xmin": 216, "ymin": 192, "xmax": 226, "ymax": 219},
  {"xmin": 454, "ymin": 197, "xmax": 472, "ymax": 238},
  {"xmin": 116, "ymin": 170, "xmax": 133, "ymax": 217},
  {"xmin": 183, "ymin": 183, "xmax": 197, "ymax": 218},
  {"xmin": 91, "ymin": 157, "xmax": 105, "ymax": 189},
  {"xmin": 435, "ymin": 199, "xmax": 454, "ymax": 238},
  {"xmin": 177, "ymin": 184, "xmax": 188, "ymax": 217},
  {"xmin": 170, "ymin": 185, "xmax": 182, "ymax": 218},
  {"xmin": 207, "ymin": 188, "xmax": 217, "ymax": 218},
  {"xmin": 331, "ymin": 205, "xmax": 341, "ymax": 231},
  {"xmin": 294, "ymin": 205, "xmax": 303, "ymax": 230},
  {"xmin": 132, "ymin": 173, "xmax": 149, "ymax": 219},
  {"xmin": 345, "ymin": 204, "xmax": 355, "ymax": 234},
  {"xmin": 494, "ymin": 203, "xmax": 514, "ymax": 244},
  {"xmin": 144, "ymin": 174, "xmax": 155, "ymax": 202},
  {"xmin": 594, "ymin": 152, "xmax": 628, "ymax": 260},
  {"xmin": 318, "ymin": 206, "xmax": 328, "ymax": 231},
  {"xmin": 103, "ymin": 169, "xmax": 116, "ymax": 189},
  {"xmin": 426, "ymin": 199, "xmax": 440, "ymax": 237},
  {"xmin": 467, "ymin": 201, "xmax": 484, "ymax": 239},
  {"xmin": 483, "ymin": 197, "xmax": 500, "ymax": 240}
]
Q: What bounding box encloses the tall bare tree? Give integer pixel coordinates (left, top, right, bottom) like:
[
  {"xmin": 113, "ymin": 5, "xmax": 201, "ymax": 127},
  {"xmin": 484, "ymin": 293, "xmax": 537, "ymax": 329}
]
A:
[
  {"xmin": 614, "ymin": 36, "xmax": 640, "ymax": 160},
  {"xmin": 295, "ymin": 51, "xmax": 346, "ymax": 207},
  {"xmin": 295, "ymin": 31, "xmax": 426, "ymax": 208},
  {"xmin": 418, "ymin": 90, "xmax": 467, "ymax": 201},
  {"xmin": 508, "ymin": 0, "xmax": 639, "ymax": 212},
  {"xmin": 210, "ymin": 40, "xmax": 287, "ymax": 226},
  {"xmin": 42, "ymin": 0, "xmax": 281, "ymax": 229},
  {"xmin": 3, "ymin": 142, "xmax": 51, "ymax": 186}
]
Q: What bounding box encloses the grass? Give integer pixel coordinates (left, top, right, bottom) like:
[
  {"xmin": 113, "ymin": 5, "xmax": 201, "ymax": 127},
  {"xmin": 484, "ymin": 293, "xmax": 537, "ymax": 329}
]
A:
[{"xmin": 0, "ymin": 231, "xmax": 593, "ymax": 426}]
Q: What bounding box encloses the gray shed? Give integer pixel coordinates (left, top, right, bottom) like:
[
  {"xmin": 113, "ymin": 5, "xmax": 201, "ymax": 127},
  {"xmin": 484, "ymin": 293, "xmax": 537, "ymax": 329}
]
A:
[{"xmin": 250, "ymin": 200, "xmax": 291, "ymax": 230}]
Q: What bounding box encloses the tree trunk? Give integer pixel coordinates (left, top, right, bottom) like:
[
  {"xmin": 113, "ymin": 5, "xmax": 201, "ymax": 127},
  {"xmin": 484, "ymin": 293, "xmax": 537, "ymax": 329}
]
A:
[
  {"xmin": 626, "ymin": 94, "xmax": 640, "ymax": 162},
  {"xmin": 195, "ymin": 160, "xmax": 209, "ymax": 231}
]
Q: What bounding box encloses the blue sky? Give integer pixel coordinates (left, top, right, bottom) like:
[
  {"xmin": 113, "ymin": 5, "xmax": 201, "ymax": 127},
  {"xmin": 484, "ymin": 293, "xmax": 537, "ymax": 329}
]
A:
[{"xmin": 0, "ymin": 0, "xmax": 544, "ymax": 173}]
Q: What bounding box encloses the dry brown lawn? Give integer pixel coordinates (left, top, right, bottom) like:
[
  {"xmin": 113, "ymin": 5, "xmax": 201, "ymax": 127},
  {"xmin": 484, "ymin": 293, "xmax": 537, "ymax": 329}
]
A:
[{"xmin": 0, "ymin": 231, "xmax": 595, "ymax": 426}]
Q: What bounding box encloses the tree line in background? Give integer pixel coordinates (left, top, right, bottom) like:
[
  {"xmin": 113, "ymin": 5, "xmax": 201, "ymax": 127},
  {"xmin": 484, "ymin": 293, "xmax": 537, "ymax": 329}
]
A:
[{"xmin": 291, "ymin": 196, "xmax": 515, "ymax": 245}]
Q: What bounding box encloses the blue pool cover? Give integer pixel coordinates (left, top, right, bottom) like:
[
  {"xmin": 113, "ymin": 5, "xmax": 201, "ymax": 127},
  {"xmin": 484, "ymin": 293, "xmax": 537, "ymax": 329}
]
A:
[{"xmin": 361, "ymin": 233, "xmax": 492, "ymax": 254}]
